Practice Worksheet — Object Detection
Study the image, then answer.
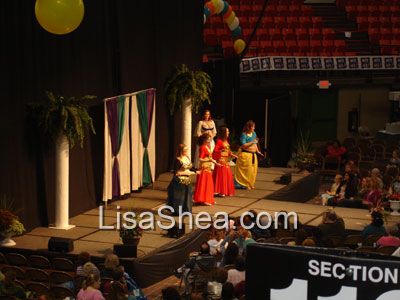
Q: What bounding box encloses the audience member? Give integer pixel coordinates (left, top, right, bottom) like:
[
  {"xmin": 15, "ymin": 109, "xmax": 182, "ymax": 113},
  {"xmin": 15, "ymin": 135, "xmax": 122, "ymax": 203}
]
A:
[
  {"xmin": 106, "ymin": 266, "xmax": 130, "ymax": 300},
  {"xmin": 0, "ymin": 270, "xmax": 27, "ymax": 299},
  {"xmin": 220, "ymin": 243, "xmax": 239, "ymax": 267},
  {"xmin": 76, "ymin": 251, "xmax": 92, "ymax": 276},
  {"xmin": 388, "ymin": 150, "xmax": 400, "ymax": 167},
  {"xmin": 221, "ymin": 282, "xmax": 239, "ymax": 300},
  {"xmin": 77, "ymin": 274, "xmax": 105, "ymax": 300},
  {"xmin": 302, "ymin": 238, "xmax": 316, "ymax": 247},
  {"xmin": 161, "ymin": 286, "xmax": 181, "ymax": 300},
  {"xmin": 371, "ymin": 168, "xmax": 384, "ymax": 190},
  {"xmin": 362, "ymin": 178, "xmax": 382, "ymax": 208},
  {"xmin": 389, "ymin": 175, "xmax": 400, "ymax": 195},
  {"xmin": 83, "ymin": 262, "xmax": 100, "ymax": 277},
  {"xmin": 227, "ymin": 256, "xmax": 245, "ymax": 287},
  {"xmin": 318, "ymin": 210, "xmax": 346, "ymax": 238},
  {"xmin": 362, "ymin": 211, "xmax": 387, "ymax": 238},
  {"xmin": 233, "ymin": 227, "xmax": 255, "ymax": 256},
  {"xmin": 102, "ymin": 254, "xmax": 139, "ymax": 294},
  {"xmin": 207, "ymin": 268, "xmax": 228, "ymax": 299},
  {"xmin": 207, "ymin": 228, "xmax": 224, "ymax": 256},
  {"xmin": 250, "ymin": 214, "xmax": 272, "ymax": 240},
  {"xmin": 326, "ymin": 140, "xmax": 346, "ymax": 159},
  {"xmin": 377, "ymin": 225, "xmax": 400, "ymax": 247}
]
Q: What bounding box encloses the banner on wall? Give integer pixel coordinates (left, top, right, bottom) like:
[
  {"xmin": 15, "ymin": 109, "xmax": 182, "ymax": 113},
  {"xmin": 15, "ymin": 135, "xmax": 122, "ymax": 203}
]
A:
[
  {"xmin": 246, "ymin": 243, "xmax": 400, "ymax": 300},
  {"xmin": 240, "ymin": 56, "xmax": 400, "ymax": 73},
  {"xmin": 103, "ymin": 88, "xmax": 156, "ymax": 202}
]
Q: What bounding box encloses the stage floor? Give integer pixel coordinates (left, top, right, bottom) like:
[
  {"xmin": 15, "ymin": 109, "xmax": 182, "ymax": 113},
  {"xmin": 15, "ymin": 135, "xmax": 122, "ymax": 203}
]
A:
[{"xmin": 11, "ymin": 167, "xmax": 400, "ymax": 258}]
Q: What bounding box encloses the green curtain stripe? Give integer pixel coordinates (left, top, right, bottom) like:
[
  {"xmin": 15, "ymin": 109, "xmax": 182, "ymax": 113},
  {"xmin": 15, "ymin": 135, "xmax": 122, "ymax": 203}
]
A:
[
  {"xmin": 117, "ymin": 96, "xmax": 125, "ymax": 151},
  {"xmin": 136, "ymin": 92, "xmax": 152, "ymax": 185}
]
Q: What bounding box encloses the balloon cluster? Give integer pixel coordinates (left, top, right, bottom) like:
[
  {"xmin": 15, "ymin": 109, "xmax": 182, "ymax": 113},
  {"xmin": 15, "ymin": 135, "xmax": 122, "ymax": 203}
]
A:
[
  {"xmin": 35, "ymin": 0, "xmax": 84, "ymax": 35},
  {"xmin": 204, "ymin": 0, "xmax": 246, "ymax": 55}
]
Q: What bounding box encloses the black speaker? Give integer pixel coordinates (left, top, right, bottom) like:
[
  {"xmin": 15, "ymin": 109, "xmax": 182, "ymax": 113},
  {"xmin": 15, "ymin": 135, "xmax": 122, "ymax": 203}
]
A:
[
  {"xmin": 113, "ymin": 244, "xmax": 137, "ymax": 258},
  {"xmin": 48, "ymin": 237, "xmax": 74, "ymax": 253},
  {"xmin": 167, "ymin": 223, "xmax": 185, "ymax": 238}
]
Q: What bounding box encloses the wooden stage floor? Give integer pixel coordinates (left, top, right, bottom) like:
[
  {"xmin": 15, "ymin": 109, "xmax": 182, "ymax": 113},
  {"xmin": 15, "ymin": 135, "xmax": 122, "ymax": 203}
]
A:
[{"xmin": 11, "ymin": 167, "xmax": 400, "ymax": 259}]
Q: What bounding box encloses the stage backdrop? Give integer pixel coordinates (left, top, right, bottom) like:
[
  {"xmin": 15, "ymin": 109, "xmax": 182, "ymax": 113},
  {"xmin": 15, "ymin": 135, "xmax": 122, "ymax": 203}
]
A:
[
  {"xmin": 103, "ymin": 88, "xmax": 156, "ymax": 202},
  {"xmin": 247, "ymin": 243, "xmax": 400, "ymax": 300}
]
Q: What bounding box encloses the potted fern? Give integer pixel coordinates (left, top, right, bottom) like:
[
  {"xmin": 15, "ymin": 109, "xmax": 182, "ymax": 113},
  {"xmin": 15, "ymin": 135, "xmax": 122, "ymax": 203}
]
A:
[
  {"xmin": 293, "ymin": 131, "xmax": 318, "ymax": 172},
  {"xmin": 164, "ymin": 64, "xmax": 212, "ymax": 158},
  {"xmin": 28, "ymin": 92, "xmax": 96, "ymax": 229}
]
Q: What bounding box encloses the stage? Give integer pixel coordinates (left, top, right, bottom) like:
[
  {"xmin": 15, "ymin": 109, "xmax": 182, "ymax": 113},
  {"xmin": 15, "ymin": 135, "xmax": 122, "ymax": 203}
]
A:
[
  {"xmin": 10, "ymin": 167, "xmax": 400, "ymax": 256},
  {"xmin": 5, "ymin": 167, "xmax": 400, "ymax": 290}
]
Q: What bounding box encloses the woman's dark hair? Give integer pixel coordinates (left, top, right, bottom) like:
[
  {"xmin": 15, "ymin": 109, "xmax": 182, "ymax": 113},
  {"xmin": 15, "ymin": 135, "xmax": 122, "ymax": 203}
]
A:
[
  {"xmin": 242, "ymin": 120, "xmax": 255, "ymax": 133},
  {"xmin": 198, "ymin": 133, "xmax": 209, "ymax": 146},
  {"xmin": 221, "ymin": 282, "xmax": 235, "ymax": 300},
  {"xmin": 112, "ymin": 266, "xmax": 125, "ymax": 281},
  {"xmin": 218, "ymin": 126, "xmax": 228, "ymax": 140},
  {"xmin": 212, "ymin": 267, "xmax": 228, "ymax": 283},
  {"xmin": 235, "ymin": 256, "xmax": 246, "ymax": 272},
  {"xmin": 202, "ymin": 109, "xmax": 212, "ymax": 121},
  {"xmin": 371, "ymin": 211, "xmax": 384, "ymax": 227},
  {"xmin": 77, "ymin": 251, "xmax": 91, "ymax": 266},
  {"xmin": 162, "ymin": 286, "xmax": 181, "ymax": 300},
  {"xmin": 224, "ymin": 243, "xmax": 239, "ymax": 265}
]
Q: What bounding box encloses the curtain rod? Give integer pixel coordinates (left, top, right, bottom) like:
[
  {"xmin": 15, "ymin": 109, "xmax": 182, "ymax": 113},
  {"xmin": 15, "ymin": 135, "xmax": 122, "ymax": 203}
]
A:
[{"xmin": 103, "ymin": 88, "xmax": 155, "ymax": 101}]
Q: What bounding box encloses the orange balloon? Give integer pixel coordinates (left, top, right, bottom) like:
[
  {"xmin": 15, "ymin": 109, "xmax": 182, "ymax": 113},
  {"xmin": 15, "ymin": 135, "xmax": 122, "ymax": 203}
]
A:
[
  {"xmin": 205, "ymin": 1, "xmax": 216, "ymax": 15},
  {"xmin": 234, "ymin": 39, "xmax": 246, "ymax": 54},
  {"xmin": 223, "ymin": 6, "xmax": 233, "ymax": 19}
]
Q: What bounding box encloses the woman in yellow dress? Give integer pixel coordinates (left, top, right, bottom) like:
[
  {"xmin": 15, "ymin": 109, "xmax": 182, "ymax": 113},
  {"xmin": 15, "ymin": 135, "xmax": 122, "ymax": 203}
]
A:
[{"xmin": 234, "ymin": 120, "xmax": 263, "ymax": 190}]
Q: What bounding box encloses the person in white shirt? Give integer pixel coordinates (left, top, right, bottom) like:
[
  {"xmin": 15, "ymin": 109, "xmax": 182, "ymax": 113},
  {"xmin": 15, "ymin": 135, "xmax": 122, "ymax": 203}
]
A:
[{"xmin": 227, "ymin": 256, "xmax": 245, "ymax": 287}]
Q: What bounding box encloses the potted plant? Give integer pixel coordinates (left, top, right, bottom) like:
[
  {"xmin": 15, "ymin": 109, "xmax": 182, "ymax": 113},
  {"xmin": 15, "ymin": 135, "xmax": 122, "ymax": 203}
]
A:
[
  {"xmin": 119, "ymin": 214, "xmax": 143, "ymax": 246},
  {"xmin": 164, "ymin": 64, "xmax": 212, "ymax": 158},
  {"xmin": 293, "ymin": 131, "xmax": 318, "ymax": 172},
  {"xmin": 0, "ymin": 197, "xmax": 25, "ymax": 247},
  {"xmin": 388, "ymin": 194, "xmax": 400, "ymax": 216},
  {"xmin": 27, "ymin": 91, "xmax": 96, "ymax": 229}
]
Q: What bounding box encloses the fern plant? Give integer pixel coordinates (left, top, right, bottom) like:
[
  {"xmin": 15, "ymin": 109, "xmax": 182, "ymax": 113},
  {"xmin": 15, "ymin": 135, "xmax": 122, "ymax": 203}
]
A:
[
  {"xmin": 164, "ymin": 64, "xmax": 212, "ymax": 115},
  {"xmin": 28, "ymin": 91, "xmax": 96, "ymax": 148}
]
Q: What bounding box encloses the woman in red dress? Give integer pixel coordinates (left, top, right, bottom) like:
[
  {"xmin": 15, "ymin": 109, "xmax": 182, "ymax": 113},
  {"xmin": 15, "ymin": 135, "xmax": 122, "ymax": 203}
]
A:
[
  {"xmin": 193, "ymin": 134, "xmax": 217, "ymax": 206},
  {"xmin": 213, "ymin": 127, "xmax": 237, "ymax": 197}
]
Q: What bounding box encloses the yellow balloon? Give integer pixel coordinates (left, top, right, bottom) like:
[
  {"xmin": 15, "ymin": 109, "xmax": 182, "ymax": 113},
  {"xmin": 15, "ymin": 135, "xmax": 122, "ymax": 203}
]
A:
[
  {"xmin": 234, "ymin": 39, "xmax": 246, "ymax": 54},
  {"xmin": 225, "ymin": 11, "xmax": 236, "ymax": 24},
  {"xmin": 35, "ymin": 0, "xmax": 84, "ymax": 35}
]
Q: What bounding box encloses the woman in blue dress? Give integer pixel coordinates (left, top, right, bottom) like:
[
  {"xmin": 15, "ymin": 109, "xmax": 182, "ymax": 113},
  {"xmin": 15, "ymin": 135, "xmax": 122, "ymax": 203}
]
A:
[
  {"xmin": 234, "ymin": 120, "xmax": 263, "ymax": 189},
  {"xmin": 167, "ymin": 144, "xmax": 195, "ymax": 215}
]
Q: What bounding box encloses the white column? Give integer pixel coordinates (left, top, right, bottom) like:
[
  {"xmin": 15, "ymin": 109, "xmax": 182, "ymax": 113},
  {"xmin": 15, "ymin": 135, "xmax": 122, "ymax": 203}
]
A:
[
  {"xmin": 182, "ymin": 98, "xmax": 192, "ymax": 159},
  {"xmin": 51, "ymin": 134, "xmax": 75, "ymax": 230}
]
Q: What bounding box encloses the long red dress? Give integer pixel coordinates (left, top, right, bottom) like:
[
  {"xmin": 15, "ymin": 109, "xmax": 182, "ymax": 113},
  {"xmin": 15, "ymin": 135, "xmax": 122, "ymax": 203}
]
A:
[
  {"xmin": 193, "ymin": 145, "xmax": 215, "ymax": 205},
  {"xmin": 212, "ymin": 139, "xmax": 235, "ymax": 196}
]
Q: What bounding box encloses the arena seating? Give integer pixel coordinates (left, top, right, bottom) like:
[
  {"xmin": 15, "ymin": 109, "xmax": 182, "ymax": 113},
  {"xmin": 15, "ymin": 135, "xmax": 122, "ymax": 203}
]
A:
[{"xmin": 203, "ymin": 0, "xmax": 400, "ymax": 57}]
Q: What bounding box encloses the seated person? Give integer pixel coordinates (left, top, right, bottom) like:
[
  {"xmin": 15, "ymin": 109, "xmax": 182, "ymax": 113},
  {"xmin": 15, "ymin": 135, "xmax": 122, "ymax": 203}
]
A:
[
  {"xmin": 207, "ymin": 227, "xmax": 224, "ymax": 256},
  {"xmin": 321, "ymin": 174, "xmax": 343, "ymax": 205},
  {"xmin": 272, "ymin": 211, "xmax": 294, "ymax": 238},
  {"xmin": 318, "ymin": 210, "xmax": 346, "ymax": 239},
  {"xmin": 328, "ymin": 173, "xmax": 361, "ymax": 208},
  {"xmin": 221, "ymin": 282, "xmax": 238, "ymax": 300},
  {"xmin": 174, "ymin": 242, "xmax": 216, "ymax": 295},
  {"xmin": 207, "ymin": 268, "xmax": 228, "ymax": 300},
  {"xmin": 362, "ymin": 178, "xmax": 382, "ymax": 208},
  {"xmin": 326, "ymin": 140, "xmax": 346, "ymax": 159},
  {"xmin": 388, "ymin": 150, "xmax": 400, "ymax": 168},
  {"xmin": 161, "ymin": 287, "xmax": 181, "ymax": 300},
  {"xmin": 220, "ymin": 242, "xmax": 239, "ymax": 267},
  {"xmin": 377, "ymin": 225, "xmax": 400, "ymax": 248},
  {"xmin": 226, "ymin": 256, "xmax": 245, "ymax": 287},
  {"xmin": 77, "ymin": 274, "xmax": 105, "ymax": 300},
  {"xmin": 101, "ymin": 254, "xmax": 139, "ymax": 294},
  {"xmin": 358, "ymin": 177, "xmax": 371, "ymax": 199},
  {"xmin": 233, "ymin": 227, "xmax": 256, "ymax": 256},
  {"xmin": 370, "ymin": 168, "xmax": 384, "ymax": 190},
  {"xmin": 76, "ymin": 251, "xmax": 95, "ymax": 276},
  {"xmin": 0, "ymin": 270, "xmax": 27, "ymax": 299},
  {"xmin": 302, "ymin": 238, "xmax": 316, "ymax": 247},
  {"xmin": 250, "ymin": 214, "xmax": 272, "ymax": 240},
  {"xmin": 362, "ymin": 211, "xmax": 387, "ymax": 238}
]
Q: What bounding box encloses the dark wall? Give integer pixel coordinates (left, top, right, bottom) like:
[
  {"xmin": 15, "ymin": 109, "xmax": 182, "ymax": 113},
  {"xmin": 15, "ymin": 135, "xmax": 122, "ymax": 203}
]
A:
[{"xmin": 0, "ymin": 0, "xmax": 202, "ymax": 230}]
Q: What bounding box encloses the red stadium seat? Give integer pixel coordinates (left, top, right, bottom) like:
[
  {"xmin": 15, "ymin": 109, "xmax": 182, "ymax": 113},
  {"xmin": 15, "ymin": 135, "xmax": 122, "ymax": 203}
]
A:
[
  {"xmin": 288, "ymin": 5, "xmax": 302, "ymax": 17},
  {"xmin": 392, "ymin": 28, "xmax": 400, "ymax": 39},
  {"xmin": 380, "ymin": 27, "xmax": 392, "ymax": 40},
  {"xmin": 243, "ymin": 28, "xmax": 253, "ymax": 38},
  {"xmin": 356, "ymin": 17, "xmax": 368, "ymax": 30},
  {"xmin": 269, "ymin": 28, "xmax": 282, "ymax": 39},
  {"xmin": 274, "ymin": 16, "xmax": 286, "ymax": 27},
  {"xmin": 345, "ymin": 51, "xmax": 358, "ymax": 56},
  {"xmin": 391, "ymin": 16, "xmax": 400, "ymax": 26},
  {"xmin": 296, "ymin": 28, "xmax": 308, "ymax": 39},
  {"xmin": 261, "ymin": 17, "xmax": 274, "ymax": 28},
  {"xmin": 368, "ymin": 28, "xmax": 380, "ymax": 43},
  {"xmin": 311, "ymin": 17, "xmax": 323, "ymax": 27},
  {"xmin": 322, "ymin": 40, "xmax": 334, "ymax": 48},
  {"xmin": 259, "ymin": 40, "xmax": 273, "ymax": 48},
  {"xmin": 286, "ymin": 17, "xmax": 299, "ymax": 28},
  {"xmin": 249, "ymin": 17, "xmax": 258, "ymax": 25},
  {"xmin": 367, "ymin": 5, "xmax": 379, "ymax": 17},
  {"xmin": 221, "ymin": 40, "xmax": 233, "ymax": 49},
  {"xmin": 298, "ymin": 39, "xmax": 310, "ymax": 52},
  {"xmin": 285, "ymin": 39, "xmax": 297, "ymax": 48},
  {"xmin": 334, "ymin": 40, "xmax": 346, "ymax": 47},
  {"xmin": 379, "ymin": 39, "xmax": 391, "ymax": 46},
  {"xmin": 379, "ymin": 16, "xmax": 391, "ymax": 28},
  {"xmin": 356, "ymin": 5, "xmax": 369, "ymax": 17},
  {"xmin": 299, "ymin": 16, "xmax": 312, "ymax": 28},
  {"xmin": 332, "ymin": 50, "xmax": 345, "ymax": 56},
  {"xmin": 282, "ymin": 28, "xmax": 296, "ymax": 40},
  {"xmin": 309, "ymin": 28, "xmax": 322, "ymax": 39},
  {"xmin": 345, "ymin": 5, "xmax": 357, "ymax": 19},
  {"xmin": 367, "ymin": 16, "xmax": 379, "ymax": 28},
  {"xmin": 322, "ymin": 28, "xmax": 335, "ymax": 39}
]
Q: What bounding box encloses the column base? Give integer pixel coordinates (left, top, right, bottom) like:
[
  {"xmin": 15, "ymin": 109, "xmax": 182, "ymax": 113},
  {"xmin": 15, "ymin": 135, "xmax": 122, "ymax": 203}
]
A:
[{"xmin": 49, "ymin": 224, "xmax": 76, "ymax": 230}]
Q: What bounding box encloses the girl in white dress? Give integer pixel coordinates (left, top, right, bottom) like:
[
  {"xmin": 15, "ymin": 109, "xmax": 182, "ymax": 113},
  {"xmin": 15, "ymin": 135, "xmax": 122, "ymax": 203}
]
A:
[{"xmin": 194, "ymin": 110, "xmax": 217, "ymax": 169}]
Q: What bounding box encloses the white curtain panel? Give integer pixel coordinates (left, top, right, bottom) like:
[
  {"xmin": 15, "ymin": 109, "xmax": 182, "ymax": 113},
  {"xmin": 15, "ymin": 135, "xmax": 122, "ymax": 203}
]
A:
[
  {"xmin": 130, "ymin": 95, "xmax": 144, "ymax": 190},
  {"xmin": 117, "ymin": 96, "xmax": 131, "ymax": 195},
  {"xmin": 102, "ymin": 101, "xmax": 113, "ymax": 202},
  {"xmin": 148, "ymin": 94, "xmax": 156, "ymax": 182}
]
